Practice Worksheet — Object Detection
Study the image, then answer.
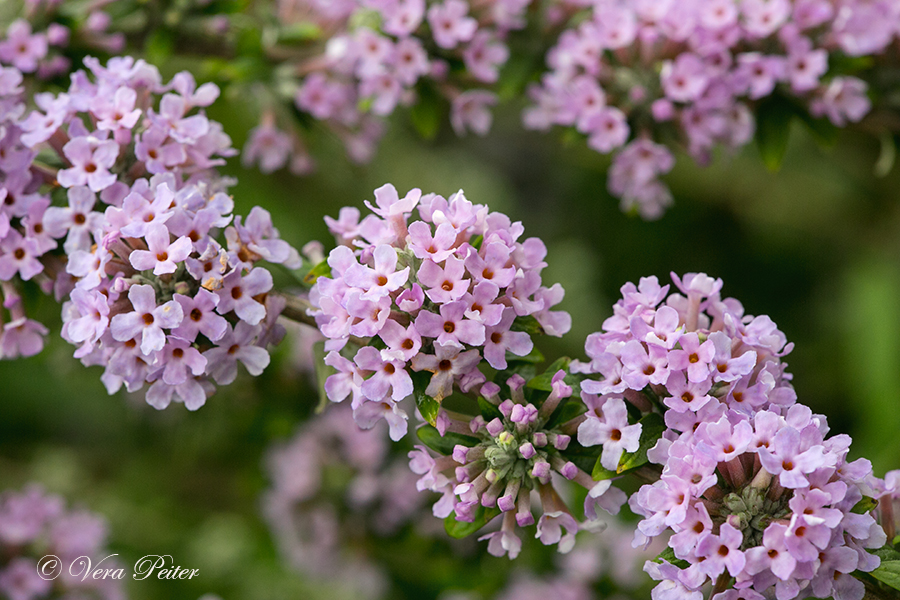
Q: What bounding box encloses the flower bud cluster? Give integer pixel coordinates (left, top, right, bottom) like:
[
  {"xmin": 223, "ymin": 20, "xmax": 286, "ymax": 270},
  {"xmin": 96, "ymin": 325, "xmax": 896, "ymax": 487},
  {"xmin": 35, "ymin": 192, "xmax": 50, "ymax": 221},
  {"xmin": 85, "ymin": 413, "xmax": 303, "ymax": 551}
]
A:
[
  {"xmin": 410, "ymin": 372, "xmax": 627, "ymax": 558},
  {"xmin": 0, "ymin": 55, "xmax": 300, "ymax": 409},
  {"xmin": 524, "ymin": 0, "xmax": 895, "ymax": 218},
  {"xmin": 0, "ymin": 484, "xmax": 124, "ymax": 600},
  {"xmin": 636, "ymin": 403, "xmax": 886, "ymax": 600},
  {"xmin": 312, "ymin": 184, "xmax": 570, "ymax": 439},
  {"xmin": 576, "ymin": 272, "xmax": 796, "ymax": 472}
]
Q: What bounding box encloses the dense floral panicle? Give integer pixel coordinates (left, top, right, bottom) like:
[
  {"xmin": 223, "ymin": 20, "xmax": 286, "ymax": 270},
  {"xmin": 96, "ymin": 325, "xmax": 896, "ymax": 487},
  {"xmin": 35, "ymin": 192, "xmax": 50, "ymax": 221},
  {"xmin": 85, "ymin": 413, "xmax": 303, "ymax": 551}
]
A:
[
  {"xmin": 410, "ymin": 372, "xmax": 626, "ymax": 558},
  {"xmin": 634, "ymin": 400, "xmax": 886, "ymax": 600},
  {"xmin": 523, "ymin": 1, "xmax": 894, "ymax": 218},
  {"xmin": 0, "ymin": 56, "xmax": 299, "ymax": 410},
  {"xmin": 575, "ymin": 272, "xmax": 795, "ymax": 475},
  {"xmin": 311, "ymin": 184, "xmax": 570, "ymax": 438},
  {"xmin": 263, "ymin": 403, "xmax": 434, "ymax": 600},
  {"xmin": 575, "ymin": 272, "xmax": 795, "ymax": 479},
  {"xmin": 0, "ymin": 484, "xmax": 124, "ymax": 600},
  {"xmin": 243, "ymin": 0, "xmax": 531, "ymax": 172}
]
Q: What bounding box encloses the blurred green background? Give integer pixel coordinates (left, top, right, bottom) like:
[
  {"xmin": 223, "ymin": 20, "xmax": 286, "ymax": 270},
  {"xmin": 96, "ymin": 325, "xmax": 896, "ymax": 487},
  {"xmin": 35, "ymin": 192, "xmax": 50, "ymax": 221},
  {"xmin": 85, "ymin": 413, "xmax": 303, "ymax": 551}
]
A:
[{"xmin": 3, "ymin": 68, "xmax": 900, "ymax": 599}]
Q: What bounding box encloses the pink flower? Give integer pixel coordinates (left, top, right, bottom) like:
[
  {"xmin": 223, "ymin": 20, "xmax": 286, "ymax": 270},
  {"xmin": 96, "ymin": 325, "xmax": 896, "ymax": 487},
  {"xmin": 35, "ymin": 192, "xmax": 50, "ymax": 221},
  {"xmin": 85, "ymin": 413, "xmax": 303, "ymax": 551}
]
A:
[
  {"xmin": 110, "ymin": 284, "xmax": 184, "ymax": 355},
  {"xmin": 56, "ymin": 136, "xmax": 119, "ymax": 192},
  {"xmin": 427, "ymin": 0, "xmax": 477, "ymax": 49},
  {"xmin": 129, "ymin": 223, "xmax": 192, "ymax": 275}
]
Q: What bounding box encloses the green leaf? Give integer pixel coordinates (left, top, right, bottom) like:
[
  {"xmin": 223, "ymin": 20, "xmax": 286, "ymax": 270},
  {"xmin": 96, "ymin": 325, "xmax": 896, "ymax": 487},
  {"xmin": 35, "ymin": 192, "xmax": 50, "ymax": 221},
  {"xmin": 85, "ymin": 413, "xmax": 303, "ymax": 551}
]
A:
[
  {"xmin": 875, "ymin": 131, "xmax": 897, "ymax": 178},
  {"xmin": 278, "ymin": 22, "xmax": 322, "ymax": 43},
  {"xmin": 654, "ymin": 546, "xmax": 690, "ymax": 570},
  {"xmin": 508, "ymin": 345, "xmax": 544, "ymax": 365},
  {"xmin": 477, "ymin": 396, "xmax": 503, "ymax": 422},
  {"xmin": 872, "ymin": 546, "xmax": 900, "ymax": 562},
  {"xmin": 312, "ymin": 341, "xmax": 333, "ymax": 414},
  {"xmin": 616, "ymin": 412, "xmax": 666, "ymax": 474},
  {"xmin": 544, "ymin": 399, "xmax": 587, "ymax": 430},
  {"xmin": 145, "ymin": 29, "xmax": 175, "ymax": 65},
  {"xmin": 511, "ymin": 315, "xmax": 545, "ymax": 336},
  {"xmin": 411, "ymin": 370, "xmax": 440, "ymax": 426},
  {"xmin": 416, "ymin": 425, "xmax": 479, "ymax": 456},
  {"xmin": 410, "ymin": 85, "xmax": 443, "ymax": 140},
  {"xmin": 870, "ymin": 557, "xmax": 900, "ymax": 591},
  {"xmin": 444, "ymin": 505, "xmax": 501, "ymax": 539},
  {"xmin": 468, "ymin": 235, "xmax": 483, "ymax": 251},
  {"xmin": 592, "ymin": 458, "xmax": 618, "ymax": 481},
  {"xmin": 794, "ymin": 109, "xmax": 839, "ymax": 147},
  {"xmin": 851, "ymin": 496, "xmax": 879, "ymax": 514},
  {"xmin": 526, "ymin": 357, "xmax": 572, "ymax": 392},
  {"xmin": 302, "ymin": 259, "xmax": 331, "ymax": 285},
  {"xmin": 755, "ymin": 97, "xmax": 794, "ymax": 172}
]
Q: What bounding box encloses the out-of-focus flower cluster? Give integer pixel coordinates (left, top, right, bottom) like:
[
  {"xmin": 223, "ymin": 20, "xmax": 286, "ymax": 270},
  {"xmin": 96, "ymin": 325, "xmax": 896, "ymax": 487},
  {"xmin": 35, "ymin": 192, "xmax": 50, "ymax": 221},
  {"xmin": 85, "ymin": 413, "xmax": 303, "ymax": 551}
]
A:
[
  {"xmin": 410, "ymin": 370, "xmax": 626, "ymax": 558},
  {"xmin": 242, "ymin": 0, "xmax": 533, "ymax": 174},
  {"xmin": 0, "ymin": 1, "xmax": 124, "ymax": 82},
  {"xmin": 449, "ymin": 520, "xmax": 665, "ymax": 600},
  {"xmin": 262, "ymin": 403, "xmax": 446, "ymax": 600},
  {"xmin": 524, "ymin": 0, "xmax": 897, "ymax": 218},
  {"xmin": 311, "ymin": 184, "xmax": 570, "ymax": 439},
  {"xmin": 0, "ymin": 54, "xmax": 301, "ymax": 410},
  {"xmin": 0, "ymin": 484, "xmax": 124, "ymax": 600}
]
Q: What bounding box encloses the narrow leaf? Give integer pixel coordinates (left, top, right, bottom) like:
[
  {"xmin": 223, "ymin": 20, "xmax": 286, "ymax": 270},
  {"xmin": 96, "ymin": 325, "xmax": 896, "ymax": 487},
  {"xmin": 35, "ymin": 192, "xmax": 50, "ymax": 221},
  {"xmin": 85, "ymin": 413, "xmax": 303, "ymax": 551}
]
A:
[
  {"xmin": 526, "ymin": 357, "xmax": 572, "ymax": 392},
  {"xmin": 654, "ymin": 546, "xmax": 691, "ymax": 570},
  {"xmin": 511, "ymin": 315, "xmax": 545, "ymax": 336},
  {"xmin": 477, "ymin": 396, "xmax": 503, "ymax": 422},
  {"xmin": 755, "ymin": 97, "xmax": 793, "ymax": 172},
  {"xmin": 416, "ymin": 425, "xmax": 479, "ymax": 456},
  {"xmin": 412, "ymin": 370, "xmax": 440, "ymax": 426},
  {"xmin": 444, "ymin": 506, "xmax": 501, "ymax": 539},
  {"xmin": 544, "ymin": 399, "xmax": 587, "ymax": 430},
  {"xmin": 851, "ymin": 496, "xmax": 879, "ymax": 514},
  {"xmin": 303, "ymin": 259, "xmax": 331, "ymax": 285},
  {"xmin": 592, "ymin": 458, "xmax": 618, "ymax": 481},
  {"xmin": 410, "ymin": 85, "xmax": 442, "ymax": 140},
  {"xmin": 617, "ymin": 412, "xmax": 666, "ymax": 473},
  {"xmin": 870, "ymin": 560, "xmax": 900, "ymax": 591}
]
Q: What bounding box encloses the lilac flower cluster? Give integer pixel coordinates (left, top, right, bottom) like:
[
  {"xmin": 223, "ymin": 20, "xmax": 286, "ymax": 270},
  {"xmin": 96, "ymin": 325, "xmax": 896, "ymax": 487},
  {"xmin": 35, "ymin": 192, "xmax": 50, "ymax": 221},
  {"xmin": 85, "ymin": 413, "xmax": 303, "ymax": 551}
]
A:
[
  {"xmin": 312, "ymin": 184, "xmax": 570, "ymax": 439},
  {"xmin": 575, "ymin": 272, "xmax": 796, "ymax": 471},
  {"xmin": 0, "ymin": 484, "xmax": 124, "ymax": 600},
  {"xmin": 263, "ymin": 403, "xmax": 435, "ymax": 600},
  {"xmin": 569, "ymin": 272, "xmax": 890, "ymax": 599},
  {"xmin": 636, "ymin": 402, "xmax": 885, "ymax": 600},
  {"xmin": 0, "ymin": 55, "xmax": 300, "ymax": 409},
  {"xmin": 410, "ymin": 372, "xmax": 626, "ymax": 558},
  {"xmin": 524, "ymin": 0, "xmax": 897, "ymax": 218},
  {"xmin": 243, "ymin": 0, "xmax": 532, "ymax": 172}
]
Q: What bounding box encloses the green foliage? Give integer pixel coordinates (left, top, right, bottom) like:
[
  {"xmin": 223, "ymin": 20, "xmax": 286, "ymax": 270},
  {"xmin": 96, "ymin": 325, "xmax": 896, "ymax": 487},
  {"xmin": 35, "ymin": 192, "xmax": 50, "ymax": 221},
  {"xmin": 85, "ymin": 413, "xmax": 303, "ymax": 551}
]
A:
[
  {"xmin": 653, "ymin": 546, "xmax": 690, "ymax": 570},
  {"xmin": 593, "ymin": 412, "xmax": 666, "ymax": 479},
  {"xmin": 510, "ymin": 314, "xmax": 544, "ymax": 336},
  {"xmin": 444, "ymin": 505, "xmax": 501, "ymax": 539},
  {"xmin": 868, "ymin": 546, "xmax": 900, "ymax": 591},
  {"xmin": 851, "ymin": 496, "xmax": 879, "ymax": 514},
  {"xmin": 302, "ymin": 258, "xmax": 331, "ymax": 285},
  {"xmin": 755, "ymin": 96, "xmax": 794, "ymax": 172},
  {"xmin": 410, "ymin": 84, "xmax": 444, "ymax": 140},
  {"xmin": 416, "ymin": 425, "xmax": 479, "ymax": 456},
  {"xmin": 412, "ymin": 369, "xmax": 441, "ymax": 426}
]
